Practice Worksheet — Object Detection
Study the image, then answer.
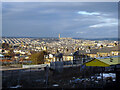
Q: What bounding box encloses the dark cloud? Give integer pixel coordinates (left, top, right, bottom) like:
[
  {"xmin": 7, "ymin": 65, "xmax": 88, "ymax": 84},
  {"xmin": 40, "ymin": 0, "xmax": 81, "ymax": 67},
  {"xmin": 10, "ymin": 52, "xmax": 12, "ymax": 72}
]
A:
[{"xmin": 2, "ymin": 2, "xmax": 118, "ymax": 38}]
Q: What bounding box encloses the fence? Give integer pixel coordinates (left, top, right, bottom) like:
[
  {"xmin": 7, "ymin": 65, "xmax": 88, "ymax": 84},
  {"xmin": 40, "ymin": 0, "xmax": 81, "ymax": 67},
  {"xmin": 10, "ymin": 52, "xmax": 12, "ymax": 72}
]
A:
[
  {"xmin": 2, "ymin": 68, "xmax": 46, "ymax": 88},
  {"xmin": 22, "ymin": 64, "xmax": 50, "ymax": 68}
]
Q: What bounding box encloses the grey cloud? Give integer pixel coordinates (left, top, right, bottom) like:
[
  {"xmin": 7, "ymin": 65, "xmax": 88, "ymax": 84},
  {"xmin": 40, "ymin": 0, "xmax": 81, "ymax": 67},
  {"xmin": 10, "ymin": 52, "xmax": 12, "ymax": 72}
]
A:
[{"xmin": 2, "ymin": 2, "xmax": 118, "ymax": 38}]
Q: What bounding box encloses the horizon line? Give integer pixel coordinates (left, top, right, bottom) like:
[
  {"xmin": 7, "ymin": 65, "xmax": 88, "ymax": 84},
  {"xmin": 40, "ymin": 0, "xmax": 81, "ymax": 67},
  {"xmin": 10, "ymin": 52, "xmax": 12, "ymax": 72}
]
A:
[{"xmin": 1, "ymin": 36, "xmax": 119, "ymax": 40}]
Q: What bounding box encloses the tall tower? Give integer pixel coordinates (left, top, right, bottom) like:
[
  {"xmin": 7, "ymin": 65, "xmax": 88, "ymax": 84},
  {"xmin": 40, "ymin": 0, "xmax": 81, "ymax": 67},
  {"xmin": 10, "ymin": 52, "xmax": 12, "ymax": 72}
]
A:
[{"xmin": 59, "ymin": 34, "xmax": 60, "ymax": 39}]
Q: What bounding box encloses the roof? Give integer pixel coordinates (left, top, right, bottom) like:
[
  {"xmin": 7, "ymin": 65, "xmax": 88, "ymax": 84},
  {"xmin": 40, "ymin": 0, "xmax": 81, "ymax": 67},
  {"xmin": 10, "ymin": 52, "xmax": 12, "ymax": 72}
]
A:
[
  {"xmin": 84, "ymin": 58, "xmax": 110, "ymax": 67},
  {"xmin": 98, "ymin": 46, "xmax": 120, "ymax": 53},
  {"xmin": 73, "ymin": 45, "xmax": 120, "ymax": 55},
  {"xmin": 63, "ymin": 51, "xmax": 74, "ymax": 56},
  {"xmin": 88, "ymin": 49, "xmax": 98, "ymax": 54},
  {"xmin": 55, "ymin": 53, "xmax": 63, "ymax": 58},
  {"xmin": 84, "ymin": 56, "xmax": 120, "ymax": 67},
  {"xmin": 98, "ymin": 48, "xmax": 111, "ymax": 53},
  {"xmin": 73, "ymin": 50, "xmax": 86, "ymax": 55},
  {"xmin": 111, "ymin": 46, "xmax": 120, "ymax": 51},
  {"xmin": 97, "ymin": 56, "xmax": 120, "ymax": 65},
  {"xmin": 96, "ymin": 55, "xmax": 120, "ymax": 59}
]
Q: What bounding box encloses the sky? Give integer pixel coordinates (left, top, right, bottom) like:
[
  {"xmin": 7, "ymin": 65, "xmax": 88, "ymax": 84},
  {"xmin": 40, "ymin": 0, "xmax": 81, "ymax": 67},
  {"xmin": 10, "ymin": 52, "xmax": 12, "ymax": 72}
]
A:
[{"xmin": 2, "ymin": 2, "xmax": 118, "ymax": 38}]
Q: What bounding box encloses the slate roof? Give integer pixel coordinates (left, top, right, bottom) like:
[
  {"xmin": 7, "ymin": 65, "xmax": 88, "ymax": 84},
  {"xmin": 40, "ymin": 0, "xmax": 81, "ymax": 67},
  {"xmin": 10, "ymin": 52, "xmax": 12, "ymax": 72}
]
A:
[
  {"xmin": 73, "ymin": 45, "xmax": 120, "ymax": 56},
  {"xmin": 89, "ymin": 49, "xmax": 98, "ymax": 54},
  {"xmin": 55, "ymin": 53, "xmax": 63, "ymax": 58},
  {"xmin": 73, "ymin": 50, "xmax": 86, "ymax": 55},
  {"xmin": 98, "ymin": 48, "xmax": 111, "ymax": 53},
  {"xmin": 98, "ymin": 46, "xmax": 120, "ymax": 53},
  {"xmin": 63, "ymin": 50, "xmax": 74, "ymax": 56},
  {"xmin": 99, "ymin": 56, "xmax": 120, "ymax": 65}
]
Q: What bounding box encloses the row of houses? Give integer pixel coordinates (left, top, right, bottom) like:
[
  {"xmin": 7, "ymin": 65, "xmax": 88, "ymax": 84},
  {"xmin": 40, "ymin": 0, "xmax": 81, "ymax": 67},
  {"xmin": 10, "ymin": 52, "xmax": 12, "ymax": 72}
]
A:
[
  {"xmin": 44, "ymin": 45, "xmax": 119, "ymax": 64},
  {"xmin": 0, "ymin": 45, "xmax": 119, "ymax": 65}
]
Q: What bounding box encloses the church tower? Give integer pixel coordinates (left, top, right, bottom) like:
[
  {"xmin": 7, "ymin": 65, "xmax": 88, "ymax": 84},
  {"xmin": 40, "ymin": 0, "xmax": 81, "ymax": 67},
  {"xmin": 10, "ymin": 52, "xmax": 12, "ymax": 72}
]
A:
[{"xmin": 59, "ymin": 34, "xmax": 60, "ymax": 39}]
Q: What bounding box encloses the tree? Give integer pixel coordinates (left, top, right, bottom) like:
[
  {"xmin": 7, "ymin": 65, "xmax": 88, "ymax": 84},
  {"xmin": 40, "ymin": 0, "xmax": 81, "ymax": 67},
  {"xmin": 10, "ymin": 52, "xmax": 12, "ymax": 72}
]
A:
[{"xmin": 31, "ymin": 51, "xmax": 47, "ymax": 64}]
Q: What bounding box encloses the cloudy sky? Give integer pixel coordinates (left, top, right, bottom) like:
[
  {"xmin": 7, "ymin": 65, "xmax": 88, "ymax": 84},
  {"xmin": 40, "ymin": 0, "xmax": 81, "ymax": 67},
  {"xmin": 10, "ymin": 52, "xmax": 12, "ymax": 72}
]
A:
[{"xmin": 2, "ymin": 2, "xmax": 118, "ymax": 38}]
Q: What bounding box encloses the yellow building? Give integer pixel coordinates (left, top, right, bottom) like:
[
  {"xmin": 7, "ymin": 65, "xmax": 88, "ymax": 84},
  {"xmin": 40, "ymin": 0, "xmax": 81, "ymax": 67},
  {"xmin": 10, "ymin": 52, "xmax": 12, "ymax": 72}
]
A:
[
  {"xmin": 97, "ymin": 52, "xmax": 110, "ymax": 57},
  {"xmin": 87, "ymin": 53, "xmax": 98, "ymax": 58},
  {"xmin": 110, "ymin": 51, "xmax": 120, "ymax": 56},
  {"xmin": 63, "ymin": 55, "xmax": 73, "ymax": 61}
]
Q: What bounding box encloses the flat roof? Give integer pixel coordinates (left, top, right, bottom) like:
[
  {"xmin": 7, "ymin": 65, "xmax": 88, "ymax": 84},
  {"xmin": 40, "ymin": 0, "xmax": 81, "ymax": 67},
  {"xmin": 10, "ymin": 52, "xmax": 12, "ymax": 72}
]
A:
[
  {"xmin": 97, "ymin": 56, "xmax": 120, "ymax": 65},
  {"xmin": 96, "ymin": 55, "xmax": 120, "ymax": 59}
]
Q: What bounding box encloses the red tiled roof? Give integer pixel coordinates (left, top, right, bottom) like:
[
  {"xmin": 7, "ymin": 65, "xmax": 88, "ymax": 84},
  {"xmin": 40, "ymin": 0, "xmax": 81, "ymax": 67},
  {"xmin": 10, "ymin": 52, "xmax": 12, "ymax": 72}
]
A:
[{"xmin": 0, "ymin": 60, "xmax": 12, "ymax": 62}]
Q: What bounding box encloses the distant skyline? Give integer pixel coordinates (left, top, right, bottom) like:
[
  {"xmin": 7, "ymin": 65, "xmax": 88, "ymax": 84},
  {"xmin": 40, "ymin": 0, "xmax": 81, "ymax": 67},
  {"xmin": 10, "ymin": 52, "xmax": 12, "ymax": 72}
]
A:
[{"xmin": 2, "ymin": 2, "xmax": 118, "ymax": 38}]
